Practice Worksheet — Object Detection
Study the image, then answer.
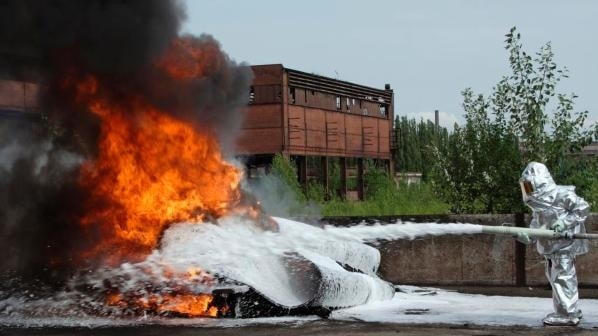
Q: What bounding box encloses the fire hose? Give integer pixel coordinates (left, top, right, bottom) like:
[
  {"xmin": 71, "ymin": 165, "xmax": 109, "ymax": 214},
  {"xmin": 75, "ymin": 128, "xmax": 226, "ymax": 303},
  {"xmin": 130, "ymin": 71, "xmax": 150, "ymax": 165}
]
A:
[{"xmin": 481, "ymin": 223, "xmax": 598, "ymax": 240}]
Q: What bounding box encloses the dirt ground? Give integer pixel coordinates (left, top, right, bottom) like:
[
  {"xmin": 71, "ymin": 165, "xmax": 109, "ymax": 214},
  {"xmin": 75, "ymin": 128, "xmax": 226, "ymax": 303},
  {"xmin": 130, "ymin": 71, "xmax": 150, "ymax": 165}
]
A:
[
  {"xmin": 1, "ymin": 321, "xmax": 596, "ymax": 336},
  {"xmin": 3, "ymin": 286, "xmax": 598, "ymax": 336}
]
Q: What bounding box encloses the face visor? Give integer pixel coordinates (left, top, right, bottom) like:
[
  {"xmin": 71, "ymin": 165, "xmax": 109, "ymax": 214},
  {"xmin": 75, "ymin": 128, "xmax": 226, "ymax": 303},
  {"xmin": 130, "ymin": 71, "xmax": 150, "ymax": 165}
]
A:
[{"xmin": 520, "ymin": 180, "xmax": 535, "ymax": 201}]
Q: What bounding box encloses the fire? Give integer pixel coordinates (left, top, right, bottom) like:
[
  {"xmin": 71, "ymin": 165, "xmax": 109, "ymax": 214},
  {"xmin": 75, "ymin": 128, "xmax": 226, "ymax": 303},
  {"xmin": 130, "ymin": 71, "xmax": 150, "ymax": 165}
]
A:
[
  {"xmin": 158, "ymin": 38, "xmax": 224, "ymax": 81},
  {"xmin": 105, "ymin": 292, "xmax": 222, "ymax": 318},
  {"xmin": 102, "ymin": 266, "xmax": 225, "ymax": 317},
  {"xmin": 78, "ymin": 94, "xmax": 241, "ymax": 262},
  {"xmin": 72, "ymin": 38, "xmax": 243, "ymax": 264},
  {"xmin": 62, "ymin": 37, "xmax": 257, "ymax": 317}
]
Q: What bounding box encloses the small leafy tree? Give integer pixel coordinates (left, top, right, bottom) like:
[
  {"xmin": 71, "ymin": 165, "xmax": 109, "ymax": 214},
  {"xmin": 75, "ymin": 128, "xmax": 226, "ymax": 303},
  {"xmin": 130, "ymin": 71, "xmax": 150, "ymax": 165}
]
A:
[
  {"xmin": 430, "ymin": 90, "xmax": 523, "ymax": 213},
  {"xmin": 431, "ymin": 27, "xmax": 597, "ymax": 214},
  {"xmin": 499, "ymin": 27, "xmax": 595, "ymax": 167},
  {"xmin": 553, "ymin": 157, "xmax": 598, "ymax": 209}
]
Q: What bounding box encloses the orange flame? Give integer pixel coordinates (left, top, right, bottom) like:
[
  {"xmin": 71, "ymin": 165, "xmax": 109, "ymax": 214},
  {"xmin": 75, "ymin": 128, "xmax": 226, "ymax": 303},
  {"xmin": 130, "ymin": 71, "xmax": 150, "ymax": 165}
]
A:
[
  {"xmin": 106, "ymin": 292, "xmax": 223, "ymax": 317},
  {"xmin": 72, "ymin": 37, "xmax": 242, "ymax": 264},
  {"xmin": 66, "ymin": 37, "xmax": 256, "ymax": 317},
  {"xmin": 78, "ymin": 94, "xmax": 241, "ymax": 262},
  {"xmin": 104, "ymin": 267, "xmax": 225, "ymax": 317}
]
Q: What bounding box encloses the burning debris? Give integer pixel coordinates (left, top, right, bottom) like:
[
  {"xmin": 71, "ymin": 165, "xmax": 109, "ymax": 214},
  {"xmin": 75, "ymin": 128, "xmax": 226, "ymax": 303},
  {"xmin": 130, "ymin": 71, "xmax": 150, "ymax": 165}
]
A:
[
  {"xmin": 0, "ymin": 0, "xmax": 395, "ymax": 319},
  {"xmin": 0, "ymin": 0, "xmax": 251, "ymax": 272},
  {"xmin": 0, "ymin": 0, "xmax": 251, "ymax": 317}
]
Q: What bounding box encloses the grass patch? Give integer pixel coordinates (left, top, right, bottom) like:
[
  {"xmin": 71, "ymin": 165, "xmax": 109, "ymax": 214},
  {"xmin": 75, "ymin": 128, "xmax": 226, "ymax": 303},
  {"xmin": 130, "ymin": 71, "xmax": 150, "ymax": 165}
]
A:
[{"xmin": 320, "ymin": 182, "xmax": 450, "ymax": 216}]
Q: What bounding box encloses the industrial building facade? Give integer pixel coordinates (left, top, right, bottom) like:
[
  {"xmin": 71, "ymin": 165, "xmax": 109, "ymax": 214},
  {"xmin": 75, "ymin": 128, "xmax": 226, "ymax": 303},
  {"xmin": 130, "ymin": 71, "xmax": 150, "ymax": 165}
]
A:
[
  {"xmin": 0, "ymin": 64, "xmax": 395, "ymax": 201},
  {"xmin": 236, "ymin": 64, "xmax": 394, "ymax": 200},
  {"xmin": 0, "ymin": 79, "xmax": 37, "ymax": 117}
]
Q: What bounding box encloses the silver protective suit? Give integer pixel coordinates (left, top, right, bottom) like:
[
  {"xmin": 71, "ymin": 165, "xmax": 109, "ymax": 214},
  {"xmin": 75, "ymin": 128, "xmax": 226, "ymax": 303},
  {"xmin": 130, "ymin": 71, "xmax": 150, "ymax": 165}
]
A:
[{"xmin": 520, "ymin": 162, "xmax": 590, "ymax": 326}]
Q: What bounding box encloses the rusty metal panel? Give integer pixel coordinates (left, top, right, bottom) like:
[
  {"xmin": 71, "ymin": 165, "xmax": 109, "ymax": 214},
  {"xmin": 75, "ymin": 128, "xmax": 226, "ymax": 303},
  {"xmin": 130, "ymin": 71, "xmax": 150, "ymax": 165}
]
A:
[
  {"xmin": 360, "ymin": 100, "xmax": 382, "ymax": 118},
  {"xmin": 293, "ymin": 88, "xmax": 307, "ymax": 105},
  {"xmin": 252, "ymin": 85, "xmax": 282, "ymax": 104},
  {"xmin": 0, "ymin": 80, "xmax": 25, "ymax": 110},
  {"xmin": 24, "ymin": 83, "xmax": 39, "ymax": 109},
  {"xmin": 345, "ymin": 114, "xmax": 363, "ymax": 155},
  {"xmin": 314, "ymin": 91, "xmax": 335, "ymax": 110},
  {"xmin": 0, "ymin": 80, "xmax": 39, "ymax": 112},
  {"xmin": 237, "ymin": 102, "xmax": 283, "ymax": 155},
  {"xmin": 325, "ymin": 111, "xmax": 345, "ymax": 152},
  {"xmin": 305, "ymin": 108, "xmax": 325, "ymax": 131},
  {"xmin": 378, "ymin": 119, "xmax": 390, "ymax": 154},
  {"xmin": 248, "ymin": 64, "xmax": 394, "ymax": 160},
  {"xmin": 242, "ymin": 105, "xmax": 282, "ymax": 129},
  {"xmin": 287, "ymin": 105, "xmax": 306, "ymax": 150},
  {"xmin": 362, "ymin": 117, "xmax": 378, "ymax": 154},
  {"xmin": 236, "ymin": 128, "xmax": 283, "ymax": 154},
  {"xmin": 286, "ymin": 68, "xmax": 392, "ymax": 103},
  {"xmin": 250, "ymin": 64, "xmax": 283, "ymax": 86},
  {"xmin": 305, "ymin": 108, "xmax": 326, "ymax": 150}
]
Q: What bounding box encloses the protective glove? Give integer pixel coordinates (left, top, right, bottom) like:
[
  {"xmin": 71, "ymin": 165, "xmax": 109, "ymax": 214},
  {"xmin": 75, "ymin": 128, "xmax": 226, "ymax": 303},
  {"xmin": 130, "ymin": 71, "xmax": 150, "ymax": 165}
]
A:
[
  {"xmin": 550, "ymin": 218, "xmax": 567, "ymax": 232},
  {"xmin": 515, "ymin": 232, "xmax": 532, "ymax": 245}
]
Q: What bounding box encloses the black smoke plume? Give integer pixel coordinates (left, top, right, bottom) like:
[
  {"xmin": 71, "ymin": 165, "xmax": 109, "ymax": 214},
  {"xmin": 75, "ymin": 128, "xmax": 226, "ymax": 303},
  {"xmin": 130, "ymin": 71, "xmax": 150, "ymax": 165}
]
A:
[{"xmin": 0, "ymin": 0, "xmax": 252, "ymax": 280}]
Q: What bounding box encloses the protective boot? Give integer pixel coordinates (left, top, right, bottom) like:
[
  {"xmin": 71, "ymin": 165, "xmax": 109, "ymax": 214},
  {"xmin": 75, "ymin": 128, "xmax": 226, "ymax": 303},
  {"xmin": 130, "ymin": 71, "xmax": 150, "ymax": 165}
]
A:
[{"xmin": 542, "ymin": 311, "xmax": 581, "ymax": 326}]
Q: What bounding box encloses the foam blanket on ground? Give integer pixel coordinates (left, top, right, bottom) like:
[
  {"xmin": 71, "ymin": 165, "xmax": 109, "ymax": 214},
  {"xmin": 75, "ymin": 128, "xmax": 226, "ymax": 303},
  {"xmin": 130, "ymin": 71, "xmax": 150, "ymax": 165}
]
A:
[{"xmin": 159, "ymin": 216, "xmax": 394, "ymax": 309}]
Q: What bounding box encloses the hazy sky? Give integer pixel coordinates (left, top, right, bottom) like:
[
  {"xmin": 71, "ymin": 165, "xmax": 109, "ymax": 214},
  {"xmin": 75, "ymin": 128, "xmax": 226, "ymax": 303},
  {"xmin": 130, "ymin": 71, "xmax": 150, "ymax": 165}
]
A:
[{"xmin": 183, "ymin": 0, "xmax": 598, "ymax": 129}]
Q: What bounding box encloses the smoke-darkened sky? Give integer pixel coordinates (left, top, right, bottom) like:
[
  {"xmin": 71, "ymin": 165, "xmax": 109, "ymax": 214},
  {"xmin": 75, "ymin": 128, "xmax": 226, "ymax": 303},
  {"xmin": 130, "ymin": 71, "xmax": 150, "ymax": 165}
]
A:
[
  {"xmin": 0, "ymin": 0, "xmax": 251, "ymax": 276},
  {"xmin": 183, "ymin": 0, "xmax": 598, "ymax": 130}
]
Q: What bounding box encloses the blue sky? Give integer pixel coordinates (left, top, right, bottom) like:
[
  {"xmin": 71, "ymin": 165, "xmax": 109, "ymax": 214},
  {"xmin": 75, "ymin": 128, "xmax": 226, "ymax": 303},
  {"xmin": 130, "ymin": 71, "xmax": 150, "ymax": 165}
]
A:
[{"xmin": 183, "ymin": 0, "xmax": 598, "ymax": 129}]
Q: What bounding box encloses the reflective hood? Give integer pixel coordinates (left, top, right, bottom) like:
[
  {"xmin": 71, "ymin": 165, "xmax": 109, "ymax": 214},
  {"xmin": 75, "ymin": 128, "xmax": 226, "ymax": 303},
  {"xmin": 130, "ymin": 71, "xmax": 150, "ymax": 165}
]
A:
[{"xmin": 520, "ymin": 162, "xmax": 557, "ymax": 206}]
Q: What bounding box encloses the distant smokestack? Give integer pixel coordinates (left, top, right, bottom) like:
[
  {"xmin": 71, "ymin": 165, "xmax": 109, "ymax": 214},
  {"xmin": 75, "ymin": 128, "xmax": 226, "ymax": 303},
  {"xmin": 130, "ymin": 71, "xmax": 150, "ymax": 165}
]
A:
[{"xmin": 434, "ymin": 109, "xmax": 439, "ymax": 128}]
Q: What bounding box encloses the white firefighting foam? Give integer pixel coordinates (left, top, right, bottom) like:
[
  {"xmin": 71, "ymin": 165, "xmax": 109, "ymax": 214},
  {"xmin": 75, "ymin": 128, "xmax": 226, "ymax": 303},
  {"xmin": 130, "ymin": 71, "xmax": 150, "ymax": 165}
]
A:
[{"xmin": 0, "ymin": 217, "xmax": 483, "ymax": 324}]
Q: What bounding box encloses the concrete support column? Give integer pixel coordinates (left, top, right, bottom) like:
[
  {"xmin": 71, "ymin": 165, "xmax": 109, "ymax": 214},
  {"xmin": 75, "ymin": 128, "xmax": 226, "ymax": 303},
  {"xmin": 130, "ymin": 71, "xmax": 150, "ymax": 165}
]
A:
[
  {"xmin": 321, "ymin": 156, "xmax": 329, "ymax": 198},
  {"xmin": 357, "ymin": 158, "xmax": 364, "ymax": 200},
  {"xmin": 296, "ymin": 155, "xmax": 307, "ymax": 187},
  {"xmin": 339, "ymin": 157, "xmax": 347, "ymax": 199}
]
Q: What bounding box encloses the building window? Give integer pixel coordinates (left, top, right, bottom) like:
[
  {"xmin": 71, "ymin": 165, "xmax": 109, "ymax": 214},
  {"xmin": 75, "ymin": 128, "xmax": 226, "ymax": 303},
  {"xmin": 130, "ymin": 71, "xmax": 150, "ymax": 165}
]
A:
[
  {"xmin": 352, "ymin": 98, "xmax": 356, "ymax": 106},
  {"xmin": 289, "ymin": 87, "xmax": 296, "ymax": 104},
  {"xmin": 346, "ymin": 97, "xmax": 350, "ymax": 110},
  {"xmin": 362, "ymin": 108, "xmax": 368, "ymax": 116},
  {"xmin": 336, "ymin": 96, "xmax": 341, "ymax": 110},
  {"xmin": 379, "ymin": 104, "xmax": 387, "ymax": 116},
  {"xmin": 249, "ymin": 86, "xmax": 255, "ymax": 104}
]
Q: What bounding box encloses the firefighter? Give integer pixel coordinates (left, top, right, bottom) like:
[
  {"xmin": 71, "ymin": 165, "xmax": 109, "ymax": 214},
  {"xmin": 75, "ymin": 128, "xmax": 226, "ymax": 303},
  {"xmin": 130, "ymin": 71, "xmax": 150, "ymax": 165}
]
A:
[{"xmin": 517, "ymin": 162, "xmax": 590, "ymax": 326}]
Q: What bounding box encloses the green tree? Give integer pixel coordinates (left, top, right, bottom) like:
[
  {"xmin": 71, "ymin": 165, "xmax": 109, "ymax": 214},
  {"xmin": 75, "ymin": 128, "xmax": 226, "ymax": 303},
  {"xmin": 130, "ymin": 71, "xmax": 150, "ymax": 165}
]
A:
[
  {"xmin": 394, "ymin": 116, "xmax": 449, "ymax": 178},
  {"xmin": 430, "ymin": 90, "xmax": 523, "ymax": 213},
  {"xmin": 498, "ymin": 27, "xmax": 596, "ymax": 167},
  {"xmin": 431, "ymin": 27, "xmax": 597, "ymax": 214},
  {"xmin": 269, "ymin": 153, "xmax": 305, "ymax": 202},
  {"xmin": 553, "ymin": 157, "xmax": 598, "ymax": 210}
]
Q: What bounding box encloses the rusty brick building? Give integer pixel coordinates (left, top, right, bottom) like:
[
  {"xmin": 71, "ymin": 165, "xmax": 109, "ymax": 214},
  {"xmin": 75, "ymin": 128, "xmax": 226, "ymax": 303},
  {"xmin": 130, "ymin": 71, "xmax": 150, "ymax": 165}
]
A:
[
  {"xmin": 0, "ymin": 64, "xmax": 396, "ymax": 201},
  {"xmin": 0, "ymin": 79, "xmax": 38, "ymax": 117},
  {"xmin": 236, "ymin": 64, "xmax": 394, "ymax": 200}
]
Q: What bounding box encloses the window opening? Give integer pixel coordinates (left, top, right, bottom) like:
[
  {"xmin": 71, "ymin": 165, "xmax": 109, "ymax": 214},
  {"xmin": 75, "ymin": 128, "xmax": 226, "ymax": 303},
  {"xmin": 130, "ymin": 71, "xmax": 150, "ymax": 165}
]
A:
[
  {"xmin": 379, "ymin": 104, "xmax": 387, "ymax": 116},
  {"xmin": 249, "ymin": 86, "xmax": 255, "ymax": 104},
  {"xmin": 290, "ymin": 87, "xmax": 296, "ymax": 104}
]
